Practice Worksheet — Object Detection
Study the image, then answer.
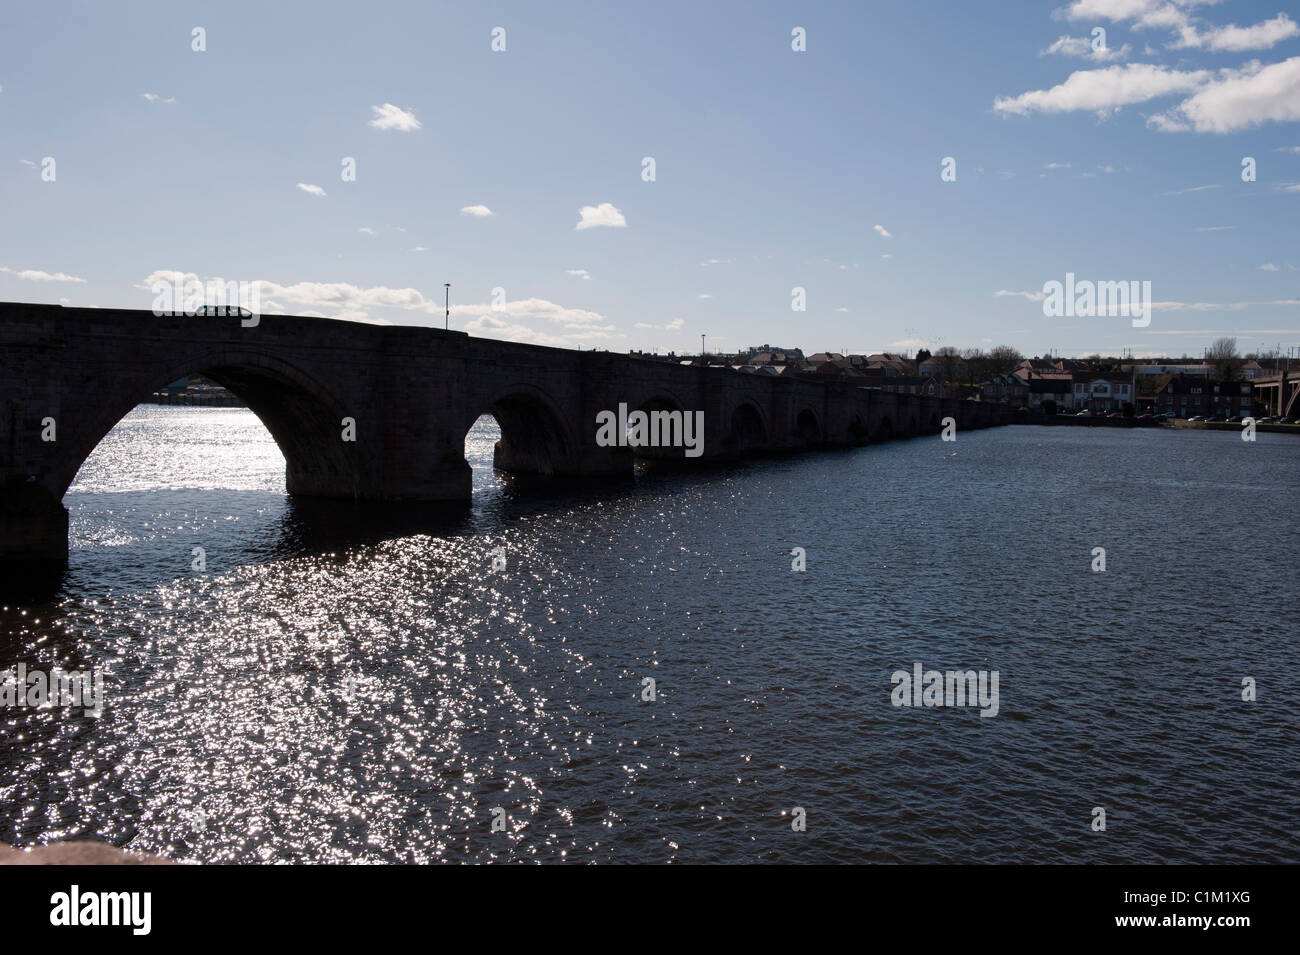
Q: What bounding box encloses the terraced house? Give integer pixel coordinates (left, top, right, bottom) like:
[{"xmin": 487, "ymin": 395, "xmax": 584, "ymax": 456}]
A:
[{"xmin": 1154, "ymin": 375, "xmax": 1254, "ymax": 418}]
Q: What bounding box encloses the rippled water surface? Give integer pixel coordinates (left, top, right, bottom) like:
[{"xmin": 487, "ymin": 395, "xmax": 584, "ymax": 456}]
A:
[{"xmin": 2, "ymin": 407, "xmax": 1296, "ymax": 863}]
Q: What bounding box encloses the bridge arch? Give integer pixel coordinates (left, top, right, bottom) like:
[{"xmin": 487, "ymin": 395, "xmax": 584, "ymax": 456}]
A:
[
  {"xmin": 794, "ymin": 408, "xmax": 822, "ymax": 445},
  {"xmin": 728, "ymin": 400, "xmax": 768, "ymax": 452},
  {"xmin": 466, "ymin": 385, "xmax": 578, "ymax": 478},
  {"xmin": 623, "ymin": 390, "xmax": 694, "ymax": 461},
  {"xmin": 60, "ymin": 349, "xmax": 357, "ymax": 499}
]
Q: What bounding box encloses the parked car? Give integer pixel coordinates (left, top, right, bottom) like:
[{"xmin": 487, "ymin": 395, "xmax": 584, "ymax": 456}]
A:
[
  {"xmin": 1188, "ymin": 415, "xmax": 1206, "ymax": 422},
  {"xmin": 1258, "ymin": 416, "xmax": 1276, "ymax": 423},
  {"xmin": 1106, "ymin": 412, "xmax": 1124, "ymax": 419},
  {"xmin": 1075, "ymin": 410, "xmax": 1091, "ymax": 417},
  {"xmin": 1280, "ymin": 417, "xmax": 1296, "ymax": 424}
]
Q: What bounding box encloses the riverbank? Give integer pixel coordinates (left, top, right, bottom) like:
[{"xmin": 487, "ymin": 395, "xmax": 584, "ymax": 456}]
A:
[{"xmin": 1015, "ymin": 410, "xmax": 1299, "ymax": 433}]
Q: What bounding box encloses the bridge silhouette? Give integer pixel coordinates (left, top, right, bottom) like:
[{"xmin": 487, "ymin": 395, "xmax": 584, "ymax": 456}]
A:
[
  {"xmin": 0, "ymin": 302, "xmax": 1007, "ymax": 567},
  {"xmin": 1250, "ymin": 372, "xmax": 1298, "ymax": 418}
]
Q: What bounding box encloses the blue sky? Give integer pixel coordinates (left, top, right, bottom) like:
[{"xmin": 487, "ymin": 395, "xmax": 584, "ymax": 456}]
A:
[{"xmin": 2, "ymin": 0, "xmax": 1298, "ymax": 359}]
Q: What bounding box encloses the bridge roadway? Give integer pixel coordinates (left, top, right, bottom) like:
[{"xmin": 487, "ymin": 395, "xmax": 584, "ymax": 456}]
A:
[{"xmin": 0, "ymin": 302, "xmax": 1009, "ymax": 566}]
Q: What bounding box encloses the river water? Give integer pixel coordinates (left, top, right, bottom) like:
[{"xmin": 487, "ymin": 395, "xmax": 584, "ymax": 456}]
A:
[{"xmin": 1, "ymin": 406, "xmax": 1296, "ymax": 863}]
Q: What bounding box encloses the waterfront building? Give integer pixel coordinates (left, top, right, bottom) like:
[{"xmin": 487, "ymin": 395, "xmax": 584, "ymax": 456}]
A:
[{"xmin": 1153, "ymin": 375, "xmax": 1254, "ymax": 418}]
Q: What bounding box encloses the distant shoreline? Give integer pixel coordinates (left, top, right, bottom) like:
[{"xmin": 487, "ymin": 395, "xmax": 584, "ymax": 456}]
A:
[
  {"xmin": 144, "ymin": 392, "xmax": 245, "ymax": 408},
  {"xmin": 1017, "ymin": 412, "xmax": 1298, "ymax": 434}
]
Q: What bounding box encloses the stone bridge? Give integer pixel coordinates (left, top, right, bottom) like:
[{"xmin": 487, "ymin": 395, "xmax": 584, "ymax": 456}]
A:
[{"xmin": 1, "ymin": 302, "xmax": 1008, "ymax": 566}]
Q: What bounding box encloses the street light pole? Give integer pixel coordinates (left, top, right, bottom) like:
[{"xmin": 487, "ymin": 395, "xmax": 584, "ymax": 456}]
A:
[
  {"xmin": 701, "ymin": 333, "xmax": 706, "ymax": 365},
  {"xmin": 444, "ymin": 283, "xmax": 450, "ymax": 330}
]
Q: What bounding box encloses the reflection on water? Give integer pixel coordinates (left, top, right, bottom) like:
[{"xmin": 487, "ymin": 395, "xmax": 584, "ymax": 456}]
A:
[{"xmin": 1, "ymin": 407, "xmax": 1297, "ymax": 863}]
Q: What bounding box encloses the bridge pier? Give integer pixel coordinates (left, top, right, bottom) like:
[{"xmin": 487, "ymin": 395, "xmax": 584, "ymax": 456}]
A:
[
  {"xmin": 0, "ymin": 479, "xmax": 68, "ymax": 567},
  {"xmin": 495, "ymin": 437, "xmax": 632, "ymax": 479}
]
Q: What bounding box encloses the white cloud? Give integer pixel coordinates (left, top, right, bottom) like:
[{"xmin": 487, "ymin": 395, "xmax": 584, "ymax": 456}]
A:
[
  {"xmin": 141, "ymin": 93, "xmax": 176, "ymax": 104},
  {"xmin": 835, "ymin": 307, "xmax": 850, "ymax": 312},
  {"xmin": 461, "ymin": 299, "xmax": 620, "ymax": 347},
  {"xmin": 368, "ymin": 103, "xmax": 420, "ymax": 131},
  {"xmin": 460, "ymin": 204, "xmax": 493, "ymax": 217},
  {"xmin": 1260, "ymin": 263, "xmax": 1280, "ymax": 270},
  {"xmin": 1042, "ymin": 35, "xmax": 1130, "ymax": 62},
  {"xmin": 1148, "ymin": 298, "xmax": 1300, "ymax": 312},
  {"xmin": 1059, "ymin": 0, "xmax": 1266, "ymax": 45},
  {"xmin": 18, "ymin": 159, "xmax": 35, "ymax": 167},
  {"xmin": 566, "ymin": 269, "xmax": 591, "ymax": 279},
  {"xmin": 1045, "ymin": 161, "xmax": 1073, "ymax": 169},
  {"xmin": 995, "ymin": 289, "xmax": 1047, "ymax": 301},
  {"xmin": 1193, "ymin": 225, "xmax": 1235, "ymax": 231},
  {"xmin": 1, "ymin": 266, "xmax": 87, "ymax": 283},
  {"xmin": 137, "ymin": 271, "xmax": 613, "ymax": 345},
  {"xmin": 995, "ymin": 63, "xmax": 1210, "ymax": 116},
  {"xmin": 1059, "ymin": 1, "xmax": 1166, "ymax": 23},
  {"xmin": 575, "ymin": 202, "xmax": 627, "ymax": 230},
  {"xmin": 465, "ymin": 298, "xmax": 613, "ymax": 329},
  {"xmin": 1043, "ymin": 35, "xmax": 1093, "ymax": 56},
  {"xmin": 697, "ymin": 293, "xmax": 713, "ymax": 298},
  {"xmin": 1148, "ymin": 57, "xmax": 1300, "ymax": 133},
  {"xmin": 297, "ymin": 183, "xmax": 327, "ymax": 197},
  {"xmin": 888, "ymin": 338, "xmax": 929, "ymax": 352},
  {"xmin": 873, "ymin": 224, "xmax": 892, "ymax": 238},
  {"xmin": 1162, "ymin": 183, "xmax": 1222, "ymax": 195},
  {"xmin": 411, "ymin": 246, "xmax": 426, "ymax": 252},
  {"xmin": 699, "ymin": 258, "xmax": 730, "ymax": 266},
  {"xmin": 1052, "ymin": 0, "xmax": 1300, "ymax": 113},
  {"xmin": 1175, "ymin": 14, "xmax": 1300, "ymax": 53},
  {"xmin": 633, "ymin": 317, "xmax": 685, "ymax": 331},
  {"xmin": 140, "ymin": 271, "xmax": 435, "ymax": 318},
  {"xmin": 359, "ymin": 227, "xmax": 375, "ymax": 235}
]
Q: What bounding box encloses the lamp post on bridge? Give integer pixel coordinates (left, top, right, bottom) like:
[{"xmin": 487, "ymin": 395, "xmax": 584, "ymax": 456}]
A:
[
  {"xmin": 701, "ymin": 333, "xmax": 706, "ymax": 366},
  {"xmin": 444, "ymin": 283, "xmax": 450, "ymax": 330}
]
